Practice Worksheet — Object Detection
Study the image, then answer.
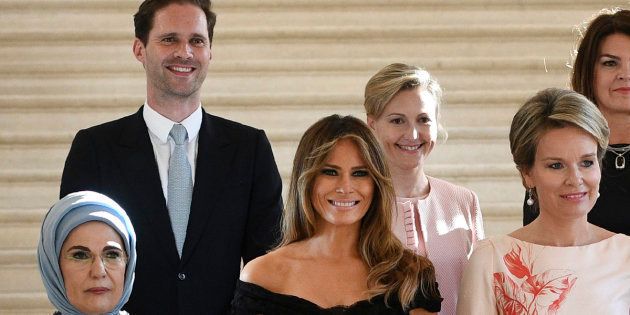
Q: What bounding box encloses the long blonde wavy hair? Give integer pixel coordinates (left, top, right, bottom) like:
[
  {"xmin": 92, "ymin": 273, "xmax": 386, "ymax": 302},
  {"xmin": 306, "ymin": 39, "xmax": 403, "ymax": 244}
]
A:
[{"xmin": 279, "ymin": 114, "xmax": 440, "ymax": 309}]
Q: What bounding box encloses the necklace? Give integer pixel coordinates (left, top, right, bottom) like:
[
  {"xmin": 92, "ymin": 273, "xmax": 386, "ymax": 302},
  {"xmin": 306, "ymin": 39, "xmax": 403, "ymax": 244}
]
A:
[{"xmin": 606, "ymin": 144, "xmax": 630, "ymax": 170}]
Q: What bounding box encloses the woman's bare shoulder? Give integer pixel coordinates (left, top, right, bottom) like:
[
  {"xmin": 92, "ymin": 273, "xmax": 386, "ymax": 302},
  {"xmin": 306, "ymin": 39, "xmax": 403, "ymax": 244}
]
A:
[{"xmin": 240, "ymin": 244, "xmax": 302, "ymax": 292}]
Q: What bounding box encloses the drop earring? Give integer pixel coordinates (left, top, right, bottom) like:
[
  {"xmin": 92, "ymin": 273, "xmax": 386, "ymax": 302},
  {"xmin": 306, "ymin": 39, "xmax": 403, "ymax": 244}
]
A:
[{"xmin": 526, "ymin": 188, "xmax": 535, "ymax": 206}]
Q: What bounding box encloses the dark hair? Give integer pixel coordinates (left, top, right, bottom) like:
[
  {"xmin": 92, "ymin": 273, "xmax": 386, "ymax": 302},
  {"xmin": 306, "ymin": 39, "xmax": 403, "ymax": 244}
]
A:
[
  {"xmin": 281, "ymin": 114, "xmax": 440, "ymax": 309},
  {"xmin": 134, "ymin": 0, "xmax": 217, "ymax": 46},
  {"xmin": 572, "ymin": 8, "xmax": 630, "ymax": 104}
]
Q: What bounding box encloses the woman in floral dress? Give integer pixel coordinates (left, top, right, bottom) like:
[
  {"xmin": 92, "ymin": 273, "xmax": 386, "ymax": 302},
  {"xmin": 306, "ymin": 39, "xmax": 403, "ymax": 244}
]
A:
[{"xmin": 457, "ymin": 88, "xmax": 630, "ymax": 314}]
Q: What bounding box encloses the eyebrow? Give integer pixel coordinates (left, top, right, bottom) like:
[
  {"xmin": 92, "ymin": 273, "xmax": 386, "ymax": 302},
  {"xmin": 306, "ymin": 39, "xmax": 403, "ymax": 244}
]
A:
[
  {"xmin": 157, "ymin": 32, "xmax": 208, "ymax": 39},
  {"xmin": 190, "ymin": 33, "xmax": 208, "ymax": 39},
  {"xmin": 156, "ymin": 32, "xmax": 178, "ymax": 39},
  {"xmin": 599, "ymin": 54, "xmax": 620, "ymax": 60},
  {"xmin": 66, "ymin": 245, "xmax": 90, "ymax": 252},
  {"xmin": 540, "ymin": 153, "xmax": 597, "ymax": 161},
  {"xmin": 65, "ymin": 245, "xmax": 124, "ymax": 252},
  {"xmin": 385, "ymin": 112, "xmax": 430, "ymax": 117},
  {"xmin": 322, "ymin": 163, "xmax": 368, "ymax": 170},
  {"xmin": 104, "ymin": 245, "xmax": 125, "ymax": 251}
]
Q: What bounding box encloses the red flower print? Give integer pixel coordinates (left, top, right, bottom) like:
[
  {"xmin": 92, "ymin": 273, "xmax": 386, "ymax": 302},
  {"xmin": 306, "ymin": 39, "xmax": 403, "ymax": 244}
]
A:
[
  {"xmin": 546, "ymin": 276, "xmax": 576, "ymax": 314},
  {"xmin": 494, "ymin": 273, "xmax": 527, "ymax": 314},
  {"xmin": 504, "ymin": 244, "xmax": 531, "ymax": 279},
  {"xmin": 492, "ymin": 242, "xmax": 577, "ymax": 315}
]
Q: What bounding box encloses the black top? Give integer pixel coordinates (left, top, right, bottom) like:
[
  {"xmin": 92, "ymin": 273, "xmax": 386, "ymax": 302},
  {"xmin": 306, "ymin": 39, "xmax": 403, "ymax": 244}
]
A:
[
  {"xmin": 523, "ymin": 147, "xmax": 630, "ymax": 235},
  {"xmin": 231, "ymin": 280, "xmax": 442, "ymax": 315}
]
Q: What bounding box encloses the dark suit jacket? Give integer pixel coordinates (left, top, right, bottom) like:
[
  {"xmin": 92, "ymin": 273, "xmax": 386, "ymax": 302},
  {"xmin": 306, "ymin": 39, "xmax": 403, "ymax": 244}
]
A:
[{"xmin": 60, "ymin": 107, "xmax": 283, "ymax": 314}]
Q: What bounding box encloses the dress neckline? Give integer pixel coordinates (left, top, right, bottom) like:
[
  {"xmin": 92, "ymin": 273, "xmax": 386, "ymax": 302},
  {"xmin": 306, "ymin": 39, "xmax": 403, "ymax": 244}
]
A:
[
  {"xmin": 503, "ymin": 233, "xmax": 623, "ymax": 248},
  {"xmin": 237, "ymin": 280, "xmax": 382, "ymax": 310}
]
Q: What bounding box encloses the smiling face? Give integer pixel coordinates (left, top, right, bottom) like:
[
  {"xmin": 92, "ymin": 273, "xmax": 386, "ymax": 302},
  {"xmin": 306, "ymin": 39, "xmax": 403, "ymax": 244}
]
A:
[
  {"xmin": 133, "ymin": 3, "xmax": 211, "ymax": 101},
  {"xmin": 523, "ymin": 126, "xmax": 601, "ymax": 221},
  {"xmin": 367, "ymin": 87, "xmax": 438, "ymax": 172},
  {"xmin": 311, "ymin": 138, "xmax": 375, "ymax": 230},
  {"xmin": 60, "ymin": 221, "xmax": 126, "ymax": 315},
  {"xmin": 594, "ymin": 33, "xmax": 630, "ymax": 117}
]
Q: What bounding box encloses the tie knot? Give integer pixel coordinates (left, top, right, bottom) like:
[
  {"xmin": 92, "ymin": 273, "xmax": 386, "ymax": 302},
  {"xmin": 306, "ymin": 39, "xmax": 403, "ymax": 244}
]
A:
[{"xmin": 169, "ymin": 124, "xmax": 188, "ymax": 145}]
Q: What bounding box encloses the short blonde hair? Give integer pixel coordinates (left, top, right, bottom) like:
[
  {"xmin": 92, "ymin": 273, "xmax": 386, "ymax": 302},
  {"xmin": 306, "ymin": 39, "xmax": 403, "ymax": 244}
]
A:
[
  {"xmin": 363, "ymin": 63, "xmax": 445, "ymax": 139},
  {"xmin": 510, "ymin": 88, "xmax": 609, "ymax": 177}
]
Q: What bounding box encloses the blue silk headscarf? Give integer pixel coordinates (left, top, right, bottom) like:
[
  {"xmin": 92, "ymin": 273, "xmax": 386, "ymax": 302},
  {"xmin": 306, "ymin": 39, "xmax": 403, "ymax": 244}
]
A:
[{"xmin": 37, "ymin": 191, "xmax": 137, "ymax": 315}]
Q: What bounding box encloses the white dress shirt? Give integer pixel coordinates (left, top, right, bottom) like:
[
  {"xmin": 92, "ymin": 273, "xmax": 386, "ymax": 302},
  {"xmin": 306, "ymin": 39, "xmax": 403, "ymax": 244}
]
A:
[{"xmin": 143, "ymin": 103, "xmax": 202, "ymax": 202}]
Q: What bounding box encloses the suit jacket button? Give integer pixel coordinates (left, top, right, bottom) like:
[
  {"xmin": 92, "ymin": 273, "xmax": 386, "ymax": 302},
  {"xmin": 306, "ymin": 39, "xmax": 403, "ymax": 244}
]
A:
[{"xmin": 178, "ymin": 273, "xmax": 186, "ymax": 281}]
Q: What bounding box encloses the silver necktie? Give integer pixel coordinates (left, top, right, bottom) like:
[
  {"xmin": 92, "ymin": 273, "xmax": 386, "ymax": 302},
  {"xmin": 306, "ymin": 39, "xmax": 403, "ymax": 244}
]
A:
[{"xmin": 167, "ymin": 124, "xmax": 192, "ymax": 257}]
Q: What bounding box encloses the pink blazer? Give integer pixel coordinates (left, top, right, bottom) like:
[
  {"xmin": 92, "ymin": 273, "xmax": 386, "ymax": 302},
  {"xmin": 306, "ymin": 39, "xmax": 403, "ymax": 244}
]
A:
[{"xmin": 392, "ymin": 176, "xmax": 484, "ymax": 315}]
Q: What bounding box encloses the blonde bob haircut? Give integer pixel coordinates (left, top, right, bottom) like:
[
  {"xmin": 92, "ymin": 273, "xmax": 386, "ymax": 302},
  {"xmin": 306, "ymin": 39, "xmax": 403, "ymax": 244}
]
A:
[
  {"xmin": 364, "ymin": 63, "xmax": 446, "ymax": 140},
  {"xmin": 510, "ymin": 88, "xmax": 609, "ymax": 186},
  {"xmin": 280, "ymin": 115, "xmax": 440, "ymax": 309}
]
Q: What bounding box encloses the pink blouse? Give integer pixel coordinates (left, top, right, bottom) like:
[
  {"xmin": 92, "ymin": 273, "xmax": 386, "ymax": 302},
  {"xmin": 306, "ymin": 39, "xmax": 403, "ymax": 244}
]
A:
[{"xmin": 392, "ymin": 176, "xmax": 485, "ymax": 315}]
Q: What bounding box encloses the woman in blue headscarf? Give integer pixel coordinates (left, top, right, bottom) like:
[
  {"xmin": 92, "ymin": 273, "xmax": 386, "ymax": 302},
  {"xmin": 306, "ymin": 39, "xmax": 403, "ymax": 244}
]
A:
[{"xmin": 37, "ymin": 191, "xmax": 137, "ymax": 315}]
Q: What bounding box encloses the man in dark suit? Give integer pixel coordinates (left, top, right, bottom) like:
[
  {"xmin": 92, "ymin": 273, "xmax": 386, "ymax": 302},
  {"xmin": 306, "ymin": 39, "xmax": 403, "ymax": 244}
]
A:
[{"xmin": 59, "ymin": 0, "xmax": 283, "ymax": 314}]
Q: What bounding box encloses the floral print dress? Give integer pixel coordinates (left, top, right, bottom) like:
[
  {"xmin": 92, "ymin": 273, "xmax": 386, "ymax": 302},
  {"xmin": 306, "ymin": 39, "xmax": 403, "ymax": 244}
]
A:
[{"xmin": 457, "ymin": 234, "xmax": 630, "ymax": 314}]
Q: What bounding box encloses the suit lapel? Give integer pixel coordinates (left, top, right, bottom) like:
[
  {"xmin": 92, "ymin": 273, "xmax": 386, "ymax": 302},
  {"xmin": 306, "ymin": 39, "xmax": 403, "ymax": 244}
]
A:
[
  {"xmin": 181, "ymin": 112, "xmax": 236, "ymax": 264},
  {"xmin": 115, "ymin": 107, "xmax": 180, "ymax": 267}
]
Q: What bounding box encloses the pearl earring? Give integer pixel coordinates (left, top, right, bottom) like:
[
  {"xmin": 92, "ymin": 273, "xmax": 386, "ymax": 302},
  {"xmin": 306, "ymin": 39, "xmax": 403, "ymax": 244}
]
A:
[{"xmin": 526, "ymin": 188, "xmax": 535, "ymax": 206}]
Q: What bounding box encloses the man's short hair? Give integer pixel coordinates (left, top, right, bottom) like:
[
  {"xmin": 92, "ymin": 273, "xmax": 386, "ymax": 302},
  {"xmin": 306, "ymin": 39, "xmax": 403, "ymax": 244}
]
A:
[{"xmin": 134, "ymin": 0, "xmax": 217, "ymax": 46}]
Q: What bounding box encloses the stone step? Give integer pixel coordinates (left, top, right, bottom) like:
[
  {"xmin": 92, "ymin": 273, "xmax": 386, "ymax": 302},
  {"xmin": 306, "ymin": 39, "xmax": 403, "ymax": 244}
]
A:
[
  {"xmin": 0, "ymin": 225, "xmax": 40, "ymax": 251},
  {"xmin": 0, "ymin": 209, "xmax": 46, "ymax": 225},
  {"xmin": 0, "ymin": 37, "xmax": 578, "ymax": 63},
  {"xmin": 0, "ymin": 253, "xmax": 42, "ymax": 293},
  {"xmin": 0, "ymin": 71, "xmax": 570, "ymax": 96},
  {"xmin": 218, "ymin": 8, "xmax": 600, "ymax": 28},
  {"xmin": 0, "ymin": 56, "xmax": 573, "ymax": 76},
  {"xmin": 0, "ymin": 292, "xmax": 52, "ymax": 314},
  {"xmin": 0, "ymin": 7, "xmax": 601, "ymax": 33},
  {"xmin": 0, "ymin": 25, "xmax": 577, "ymax": 43},
  {"xmin": 0, "ymin": 88, "xmax": 535, "ymax": 108},
  {"xmin": 0, "ymin": 91, "xmax": 531, "ymax": 129},
  {"xmin": 1, "ymin": 146, "xmax": 69, "ymax": 174},
  {"xmin": 0, "ymin": 0, "xmax": 608, "ymax": 11},
  {"xmin": 199, "ymin": 38, "xmax": 579, "ymax": 60}
]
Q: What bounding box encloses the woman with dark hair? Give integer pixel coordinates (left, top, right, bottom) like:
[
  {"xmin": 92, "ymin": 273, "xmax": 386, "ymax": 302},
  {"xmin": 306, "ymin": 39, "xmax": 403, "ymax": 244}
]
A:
[
  {"xmin": 458, "ymin": 88, "xmax": 630, "ymax": 314},
  {"xmin": 523, "ymin": 8, "xmax": 630, "ymax": 235},
  {"xmin": 231, "ymin": 115, "xmax": 442, "ymax": 314},
  {"xmin": 37, "ymin": 191, "xmax": 137, "ymax": 315}
]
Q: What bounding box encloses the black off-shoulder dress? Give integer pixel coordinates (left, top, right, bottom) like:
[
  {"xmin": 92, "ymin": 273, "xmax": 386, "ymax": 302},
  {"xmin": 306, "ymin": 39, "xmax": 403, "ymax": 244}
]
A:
[{"xmin": 231, "ymin": 280, "xmax": 442, "ymax": 315}]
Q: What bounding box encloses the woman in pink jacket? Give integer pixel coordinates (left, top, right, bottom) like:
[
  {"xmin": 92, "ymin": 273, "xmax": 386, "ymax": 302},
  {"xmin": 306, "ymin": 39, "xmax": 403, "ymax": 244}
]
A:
[{"xmin": 364, "ymin": 63, "xmax": 485, "ymax": 314}]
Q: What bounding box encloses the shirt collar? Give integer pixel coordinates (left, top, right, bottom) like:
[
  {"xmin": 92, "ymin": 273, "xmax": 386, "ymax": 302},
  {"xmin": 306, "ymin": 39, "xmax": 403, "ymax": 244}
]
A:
[{"xmin": 143, "ymin": 102, "xmax": 202, "ymax": 144}]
